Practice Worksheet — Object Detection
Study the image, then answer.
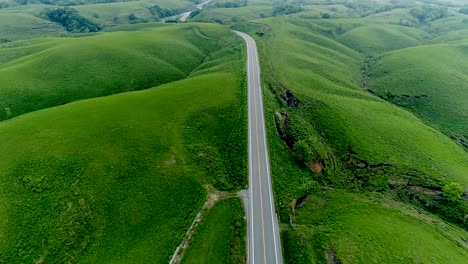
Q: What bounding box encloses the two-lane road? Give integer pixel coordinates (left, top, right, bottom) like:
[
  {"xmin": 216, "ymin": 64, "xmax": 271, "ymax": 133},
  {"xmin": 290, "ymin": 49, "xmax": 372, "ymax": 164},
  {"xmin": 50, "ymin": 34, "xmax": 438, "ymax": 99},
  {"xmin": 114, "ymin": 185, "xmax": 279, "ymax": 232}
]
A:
[{"xmin": 235, "ymin": 31, "xmax": 283, "ymax": 264}]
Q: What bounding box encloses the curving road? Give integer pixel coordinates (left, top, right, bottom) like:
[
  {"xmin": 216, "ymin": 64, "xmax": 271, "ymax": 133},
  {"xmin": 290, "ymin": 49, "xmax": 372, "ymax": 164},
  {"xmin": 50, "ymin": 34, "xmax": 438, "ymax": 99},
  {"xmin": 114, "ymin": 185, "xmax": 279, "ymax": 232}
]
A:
[
  {"xmin": 161, "ymin": 0, "xmax": 214, "ymax": 22},
  {"xmin": 235, "ymin": 31, "xmax": 283, "ymax": 264}
]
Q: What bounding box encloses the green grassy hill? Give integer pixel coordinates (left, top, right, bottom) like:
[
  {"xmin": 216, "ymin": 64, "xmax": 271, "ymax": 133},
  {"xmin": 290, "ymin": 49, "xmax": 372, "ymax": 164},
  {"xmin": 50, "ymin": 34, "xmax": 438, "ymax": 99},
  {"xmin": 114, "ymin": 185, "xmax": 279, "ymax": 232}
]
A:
[
  {"xmin": 0, "ymin": 0, "xmax": 196, "ymax": 40},
  {"xmin": 284, "ymin": 191, "xmax": 467, "ymax": 264},
  {"xmin": 74, "ymin": 0, "xmax": 196, "ymax": 25},
  {"xmin": 336, "ymin": 24, "xmax": 429, "ymax": 54},
  {"xmin": 245, "ymin": 12, "xmax": 468, "ymax": 263},
  {"xmin": 257, "ymin": 14, "xmax": 468, "ymax": 188},
  {"xmin": 182, "ymin": 198, "xmax": 246, "ymax": 264},
  {"xmin": 0, "ymin": 12, "xmax": 65, "ymax": 41},
  {"xmin": 0, "ymin": 23, "xmax": 223, "ymax": 121},
  {"xmin": 191, "ymin": 0, "xmax": 273, "ymax": 25},
  {"xmin": 1, "ymin": 0, "xmax": 467, "ymax": 263},
  {"xmin": 0, "ymin": 23, "xmax": 247, "ymax": 263},
  {"xmin": 369, "ymin": 42, "xmax": 468, "ymax": 139}
]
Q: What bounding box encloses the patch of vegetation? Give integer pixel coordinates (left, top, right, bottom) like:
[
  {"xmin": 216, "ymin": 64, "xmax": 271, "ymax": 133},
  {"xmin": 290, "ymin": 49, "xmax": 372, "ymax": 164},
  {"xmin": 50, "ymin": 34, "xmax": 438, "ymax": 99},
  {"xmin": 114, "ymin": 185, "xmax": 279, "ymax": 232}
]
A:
[
  {"xmin": 410, "ymin": 4, "xmax": 449, "ymax": 23},
  {"xmin": 44, "ymin": 7, "xmax": 102, "ymax": 32},
  {"xmin": 127, "ymin": 12, "xmax": 148, "ymax": 24},
  {"xmin": 38, "ymin": 0, "xmax": 128, "ymax": 6},
  {"xmin": 281, "ymin": 229, "xmax": 311, "ymax": 264},
  {"xmin": 185, "ymin": 103, "xmax": 247, "ymax": 191},
  {"xmin": 213, "ymin": 0, "xmax": 247, "ymax": 9},
  {"xmin": 273, "ymin": 3, "xmax": 303, "ymax": 16},
  {"xmin": 148, "ymin": 4, "xmax": 183, "ymax": 19},
  {"xmin": 182, "ymin": 198, "xmax": 246, "ymax": 264},
  {"xmin": 460, "ymin": 6, "xmax": 468, "ymax": 15}
]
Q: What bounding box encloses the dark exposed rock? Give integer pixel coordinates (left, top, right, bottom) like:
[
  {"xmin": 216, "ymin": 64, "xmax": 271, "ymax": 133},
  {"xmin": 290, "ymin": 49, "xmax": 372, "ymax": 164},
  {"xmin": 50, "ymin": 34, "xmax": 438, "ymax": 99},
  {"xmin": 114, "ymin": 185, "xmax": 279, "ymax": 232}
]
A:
[
  {"xmin": 450, "ymin": 134, "xmax": 468, "ymax": 150},
  {"xmin": 274, "ymin": 111, "xmax": 295, "ymax": 149},
  {"xmin": 281, "ymin": 89, "xmax": 300, "ymax": 108}
]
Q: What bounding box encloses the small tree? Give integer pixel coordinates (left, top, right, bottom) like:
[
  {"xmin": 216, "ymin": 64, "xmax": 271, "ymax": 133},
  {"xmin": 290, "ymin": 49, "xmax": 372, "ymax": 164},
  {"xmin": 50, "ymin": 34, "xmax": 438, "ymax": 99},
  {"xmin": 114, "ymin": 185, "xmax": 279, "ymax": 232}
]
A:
[
  {"xmin": 442, "ymin": 182, "xmax": 464, "ymax": 202},
  {"xmin": 293, "ymin": 140, "xmax": 313, "ymax": 162},
  {"xmin": 459, "ymin": 7, "xmax": 468, "ymax": 15},
  {"xmin": 128, "ymin": 13, "xmax": 138, "ymax": 24}
]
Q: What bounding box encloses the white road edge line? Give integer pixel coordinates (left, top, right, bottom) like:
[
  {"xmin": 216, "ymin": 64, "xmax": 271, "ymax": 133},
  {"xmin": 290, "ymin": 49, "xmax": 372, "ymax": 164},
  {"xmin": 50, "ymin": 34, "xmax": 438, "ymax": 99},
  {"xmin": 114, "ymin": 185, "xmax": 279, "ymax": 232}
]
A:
[{"xmin": 247, "ymin": 34, "xmax": 255, "ymax": 264}]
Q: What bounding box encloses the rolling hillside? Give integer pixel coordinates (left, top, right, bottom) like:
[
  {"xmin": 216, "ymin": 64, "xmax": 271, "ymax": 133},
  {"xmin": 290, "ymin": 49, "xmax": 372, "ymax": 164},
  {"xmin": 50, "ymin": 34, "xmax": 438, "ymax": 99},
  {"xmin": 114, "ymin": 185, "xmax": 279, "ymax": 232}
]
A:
[
  {"xmin": 0, "ymin": 12, "xmax": 65, "ymax": 41},
  {"xmin": 74, "ymin": 0, "xmax": 196, "ymax": 25},
  {"xmin": 242, "ymin": 8, "xmax": 468, "ymax": 263},
  {"xmin": 0, "ymin": 23, "xmax": 247, "ymax": 263},
  {"xmin": 369, "ymin": 42, "xmax": 468, "ymax": 139},
  {"xmin": 284, "ymin": 191, "xmax": 467, "ymax": 263},
  {"xmin": 0, "ymin": 24, "xmax": 221, "ymax": 121},
  {"xmin": 253, "ymin": 13, "xmax": 468, "ymax": 209},
  {"xmin": 0, "ymin": 0, "xmax": 467, "ymax": 263},
  {"xmin": 336, "ymin": 24, "xmax": 429, "ymax": 54},
  {"xmin": 0, "ymin": 0, "xmax": 197, "ymax": 40}
]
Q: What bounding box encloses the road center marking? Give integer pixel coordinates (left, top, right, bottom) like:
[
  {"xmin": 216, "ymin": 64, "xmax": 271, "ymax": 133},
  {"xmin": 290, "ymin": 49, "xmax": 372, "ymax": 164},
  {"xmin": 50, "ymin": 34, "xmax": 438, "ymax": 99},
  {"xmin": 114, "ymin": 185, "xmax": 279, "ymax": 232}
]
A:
[{"xmin": 253, "ymin": 67, "xmax": 268, "ymax": 264}]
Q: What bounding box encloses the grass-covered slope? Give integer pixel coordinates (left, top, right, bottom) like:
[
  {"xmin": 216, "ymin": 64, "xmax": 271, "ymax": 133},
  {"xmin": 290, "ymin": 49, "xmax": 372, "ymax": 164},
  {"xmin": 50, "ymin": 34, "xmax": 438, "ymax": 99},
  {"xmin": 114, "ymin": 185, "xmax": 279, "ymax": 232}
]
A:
[
  {"xmin": 263, "ymin": 17, "xmax": 364, "ymax": 92},
  {"xmin": 283, "ymin": 191, "xmax": 467, "ymax": 264},
  {"xmin": 247, "ymin": 14, "xmax": 468, "ymax": 262},
  {"xmin": 0, "ymin": 0, "xmax": 196, "ymax": 33},
  {"xmin": 74, "ymin": 0, "xmax": 196, "ymax": 25},
  {"xmin": 336, "ymin": 24, "xmax": 428, "ymax": 54},
  {"xmin": 182, "ymin": 198, "xmax": 246, "ymax": 264},
  {"xmin": 193, "ymin": 2, "xmax": 468, "ymax": 263},
  {"xmin": 0, "ymin": 23, "xmax": 222, "ymax": 121},
  {"xmin": 258, "ymin": 16, "xmax": 468, "ymax": 188},
  {"xmin": 0, "ymin": 24, "xmax": 247, "ymax": 263},
  {"xmin": 0, "ymin": 12, "xmax": 64, "ymax": 41},
  {"xmin": 369, "ymin": 42, "xmax": 468, "ymax": 139}
]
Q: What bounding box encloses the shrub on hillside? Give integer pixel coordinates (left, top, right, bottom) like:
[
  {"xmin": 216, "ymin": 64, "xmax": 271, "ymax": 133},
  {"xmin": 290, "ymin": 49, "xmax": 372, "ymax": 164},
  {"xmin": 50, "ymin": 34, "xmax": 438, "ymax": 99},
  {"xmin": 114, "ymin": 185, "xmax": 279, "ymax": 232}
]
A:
[
  {"xmin": 148, "ymin": 5, "xmax": 181, "ymax": 19},
  {"xmin": 459, "ymin": 6, "xmax": 468, "ymax": 14},
  {"xmin": 293, "ymin": 140, "xmax": 315, "ymax": 163},
  {"xmin": 44, "ymin": 7, "xmax": 102, "ymax": 32},
  {"xmin": 214, "ymin": 0, "xmax": 247, "ymax": 8},
  {"xmin": 127, "ymin": 13, "xmax": 148, "ymax": 24},
  {"xmin": 410, "ymin": 5, "xmax": 449, "ymax": 23},
  {"xmin": 443, "ymin": 182, "xmax": 464, "ymax": 202},
  {"xmin": 273, "ymin": 4, "xmax": 303, "ymax": 16},
  {"xmin": 38, "ymin": 0, "xmax": 121, "ymax": 6}
]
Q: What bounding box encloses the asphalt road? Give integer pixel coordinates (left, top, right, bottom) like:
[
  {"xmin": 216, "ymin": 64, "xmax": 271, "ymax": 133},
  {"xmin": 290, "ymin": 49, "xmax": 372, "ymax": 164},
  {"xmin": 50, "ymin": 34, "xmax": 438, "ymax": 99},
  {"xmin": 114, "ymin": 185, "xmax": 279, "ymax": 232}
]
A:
[
  {"xmin": 162, "ymin": 0, "xmax": 214, "ymax": 22},
  {"xmin": 235, "ymin": 31, "xmax": 283, "ymax": 264}
]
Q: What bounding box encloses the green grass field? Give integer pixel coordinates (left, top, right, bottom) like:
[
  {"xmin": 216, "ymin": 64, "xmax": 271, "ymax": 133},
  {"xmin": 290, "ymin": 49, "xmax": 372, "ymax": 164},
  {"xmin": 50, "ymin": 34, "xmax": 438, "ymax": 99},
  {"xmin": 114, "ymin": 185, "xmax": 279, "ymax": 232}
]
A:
[
  {"xmin": 0, "ymin": 12, "xmax": 65, "ymax": 41},
  {"xmin": 0, "ymin": 23, "xmax": 247, "ymax": 263},
  {"xmin": 0, "ymin": 23, "xmax": 224, "ymax": 121},
  {"xmin": 336, "ymin": 24, "xmax": 429, "ymax": 54},
  {"xmin": 369, "ymin": 42, "xmax": 468, "ymax": 138},
  {"xmin": 182, "ymin": 198, "xmax": 246, "ymax": 264},
  {"xmin": 283, "ymin": 191, "xmax": 467, "ymax": 263}
]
